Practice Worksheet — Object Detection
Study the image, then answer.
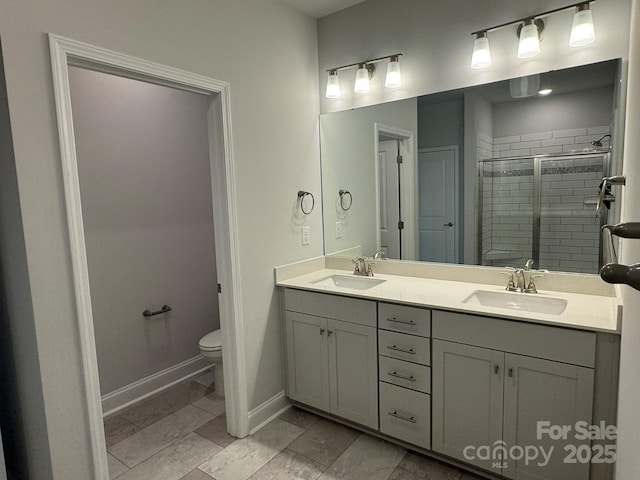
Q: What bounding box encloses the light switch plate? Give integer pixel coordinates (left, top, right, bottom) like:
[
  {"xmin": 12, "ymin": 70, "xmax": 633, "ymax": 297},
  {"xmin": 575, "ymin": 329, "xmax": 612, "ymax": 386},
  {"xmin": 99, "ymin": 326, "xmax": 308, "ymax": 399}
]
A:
[
  {"xmin": 301, "ymin": 226, "xmax": 310, "ymax": 245},
  {"xmin": 335, "ymin": 221, "xmax": 343, "ymax": 239}
]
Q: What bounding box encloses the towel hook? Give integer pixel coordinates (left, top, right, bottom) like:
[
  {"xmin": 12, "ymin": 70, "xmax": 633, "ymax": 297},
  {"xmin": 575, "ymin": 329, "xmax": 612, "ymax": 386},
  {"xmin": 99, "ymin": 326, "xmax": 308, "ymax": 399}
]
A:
[
  {"xmin": 338, "ymin": 189, "xmax": 353, "ymax": 211},
  {"xmin": 297, "ymin": 190, "xmax": 315, "ymax": 215}
]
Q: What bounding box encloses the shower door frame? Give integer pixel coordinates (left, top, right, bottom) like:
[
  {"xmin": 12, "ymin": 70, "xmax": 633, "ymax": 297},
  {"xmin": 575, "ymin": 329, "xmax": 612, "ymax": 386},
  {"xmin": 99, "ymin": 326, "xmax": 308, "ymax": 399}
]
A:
[{"xmin": 478, "ymin": 151, "xmax": 610, "ymax": 270}]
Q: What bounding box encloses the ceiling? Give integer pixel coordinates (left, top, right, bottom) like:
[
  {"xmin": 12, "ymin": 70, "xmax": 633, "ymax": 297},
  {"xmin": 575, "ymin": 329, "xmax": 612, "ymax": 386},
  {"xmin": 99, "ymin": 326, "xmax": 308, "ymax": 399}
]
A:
[{"xmin": 283, "ymin": 0, "xmax": 368, "ymax": 18}]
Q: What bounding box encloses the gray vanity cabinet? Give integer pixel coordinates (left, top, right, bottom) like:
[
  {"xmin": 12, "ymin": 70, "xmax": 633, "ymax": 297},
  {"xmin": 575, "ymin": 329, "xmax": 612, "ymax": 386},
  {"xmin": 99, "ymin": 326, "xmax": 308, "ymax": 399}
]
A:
[
  {"xmin": 432, "ymin": 311, "xmax": 596, "ymax": 480},
  {"xmin": 283, "ymin": 289, "xmax": 378, "ymax": 429}
]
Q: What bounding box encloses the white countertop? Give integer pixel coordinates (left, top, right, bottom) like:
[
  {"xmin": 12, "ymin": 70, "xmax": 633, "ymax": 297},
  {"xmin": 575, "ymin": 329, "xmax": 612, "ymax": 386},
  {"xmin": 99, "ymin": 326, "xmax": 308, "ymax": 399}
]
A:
[{"xmin": 277, "ymin": 268, "xmax": 621, "ymax": 333}]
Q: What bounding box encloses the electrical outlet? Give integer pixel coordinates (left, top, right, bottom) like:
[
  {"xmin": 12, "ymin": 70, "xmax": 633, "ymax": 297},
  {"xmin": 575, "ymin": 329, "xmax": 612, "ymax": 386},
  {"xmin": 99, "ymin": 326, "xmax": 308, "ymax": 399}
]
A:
[
  {"xmin": 335, "ymin": 221, "xmax": 343, "ymax": 239},
  {"xmin": 301, "ymin": 226, "xmax": 310, "ymax": 245}
]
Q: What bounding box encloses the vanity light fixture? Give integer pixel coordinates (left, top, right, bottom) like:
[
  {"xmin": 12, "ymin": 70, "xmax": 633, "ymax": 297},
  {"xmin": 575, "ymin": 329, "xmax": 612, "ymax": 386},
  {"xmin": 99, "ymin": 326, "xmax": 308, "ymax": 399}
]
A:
[
  {"xmin": 569, "ymin": 3, "xmax": 596, "ymax": 46},
  {"xmin": 517, "ymin": 19, "xmax": 543, "ymax": 59},
  {"xmin": 470, "ymin": 32, "xmax": 492, "ymax": 69},
  {"xmin": 538, "ymin": 88, "xmax": 553, "ymax": 95},
  {"xmin": 470, "ymin": 1, "xmax": 595, "ymax": 69},
  {"xmin": 325, "ymin": 70, "xmax": 341, "ymax": 98},
  {"xmin": 325, "ymin": 53, "xmax": 402, "ymax": 98}
]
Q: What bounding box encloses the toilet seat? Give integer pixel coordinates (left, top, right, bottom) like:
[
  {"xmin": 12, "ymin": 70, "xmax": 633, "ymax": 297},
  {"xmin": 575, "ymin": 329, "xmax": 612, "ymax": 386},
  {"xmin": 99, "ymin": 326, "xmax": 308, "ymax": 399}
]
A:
[{"xmin": 199, "ymin": 329, "xmax": 222, "ymax": 352}]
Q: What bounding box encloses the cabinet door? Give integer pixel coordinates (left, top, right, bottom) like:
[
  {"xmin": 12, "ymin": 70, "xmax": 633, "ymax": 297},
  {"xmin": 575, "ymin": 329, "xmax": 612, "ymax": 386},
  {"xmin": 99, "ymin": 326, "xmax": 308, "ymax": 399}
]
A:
[
  {"xmin": 432, "ymin": 340, "xmax": 504, "ymax": 474},
  {"xmin": 285, "ymin": 311, "xmax": 330, "ymax": 411},
  {"xmin": 503, "ymin": 354, "xmax": 594, "ymax": 480},
  {"xmin": 328, "ymin": 319, "xmax": 378, "ymax": 429}
]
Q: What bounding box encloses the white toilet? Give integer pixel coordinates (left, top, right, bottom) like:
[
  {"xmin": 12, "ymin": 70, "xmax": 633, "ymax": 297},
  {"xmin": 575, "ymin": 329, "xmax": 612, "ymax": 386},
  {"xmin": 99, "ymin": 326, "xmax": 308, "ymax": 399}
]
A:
[{"xmin": 199, "ymin": 329, "xmax": 224, "ymax": 397}]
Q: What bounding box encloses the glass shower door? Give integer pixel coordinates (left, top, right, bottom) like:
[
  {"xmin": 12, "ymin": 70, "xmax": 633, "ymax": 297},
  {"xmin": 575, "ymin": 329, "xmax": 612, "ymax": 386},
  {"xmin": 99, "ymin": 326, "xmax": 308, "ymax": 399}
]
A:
[
  {"xmin": 478, "ymin": 158, "xmax": 534, "ymax": 268},
  {"xmin": 538, "ymin": 154, "xmax": 608, "ymax": 274}
]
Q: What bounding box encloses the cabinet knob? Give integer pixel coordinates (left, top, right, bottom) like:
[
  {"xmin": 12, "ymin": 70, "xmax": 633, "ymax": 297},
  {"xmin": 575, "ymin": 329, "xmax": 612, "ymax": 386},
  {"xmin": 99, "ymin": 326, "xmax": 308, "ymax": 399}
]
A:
[
  {"xmin": 327, "ymin": 330, "xmax": 333, "ymax": 337},
  {"xmin": 508, "ymin": 368, "xmax": 514, "ymax": 378},
  {"xmin": 494, "ymin": 365, "xmax": 499, "ymax": 375},
  {"xmin": 320, "ymin": 328, "xmax": 325, "ymax": 335}
]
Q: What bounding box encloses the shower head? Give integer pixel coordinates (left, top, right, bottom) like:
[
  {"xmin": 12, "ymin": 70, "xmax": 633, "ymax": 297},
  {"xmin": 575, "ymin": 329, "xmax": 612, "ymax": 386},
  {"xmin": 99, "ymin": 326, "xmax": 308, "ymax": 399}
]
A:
[{"xmin": 591, "ymin": 134, "xmax": 612, "ymax": 147}]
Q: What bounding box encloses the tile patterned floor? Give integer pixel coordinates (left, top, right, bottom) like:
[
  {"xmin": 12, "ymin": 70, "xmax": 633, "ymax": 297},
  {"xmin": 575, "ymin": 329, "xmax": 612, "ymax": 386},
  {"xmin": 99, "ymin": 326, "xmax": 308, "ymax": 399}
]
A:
[{"xmin": 105, "ymin": 375, "xmax": 487, "ymax": 480}]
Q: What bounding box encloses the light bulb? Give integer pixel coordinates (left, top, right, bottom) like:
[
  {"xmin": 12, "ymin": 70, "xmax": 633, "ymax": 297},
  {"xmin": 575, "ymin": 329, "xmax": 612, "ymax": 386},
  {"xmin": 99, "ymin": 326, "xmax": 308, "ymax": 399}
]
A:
[
  {"xmin": 325, "ymin": 70, "xmax": 341, "ymax": 98},
  {"xmin": 570, "ymin": 4, "xmax": 595, "ymax": 47},
  {"xmin": 385, "ymin": 56, "xmax": 402, "ymax": 88},
  {"xmin": 518, "ymin": 19, "xmax": 541, "ymax": 59},
  {"xmin": 354, "ymin": 64, "xmax": 371, "ymax": 93},
  {"xmin": 471, "ymin": 32, "xmax": 492, "ymax": 69}
]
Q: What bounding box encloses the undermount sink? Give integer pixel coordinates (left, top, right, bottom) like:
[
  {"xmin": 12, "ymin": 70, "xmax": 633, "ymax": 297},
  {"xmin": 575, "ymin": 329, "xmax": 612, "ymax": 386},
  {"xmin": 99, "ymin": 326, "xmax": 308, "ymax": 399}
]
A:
[
  {"xmin": 462, "ymin": 290, "xmax": 568, "ymax": 316},
  {"xmin": 311, "ymin": 274, "xmax": 386, "ymax": 290}
]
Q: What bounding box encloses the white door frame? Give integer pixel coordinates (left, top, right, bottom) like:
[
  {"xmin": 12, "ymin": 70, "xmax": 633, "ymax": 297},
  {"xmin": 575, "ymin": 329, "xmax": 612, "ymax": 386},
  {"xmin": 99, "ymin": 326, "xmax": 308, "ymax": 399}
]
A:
[
  {"xmin": 374, "ymin": 123, "xmax": 416, "ymax": 260},
  {"xmin": 49, "ymin": 34, "xmax": 247, "ymax": 479},
  {"xmin": 418, "ymin": 145, "xmax": 460, "ymax": 263}
]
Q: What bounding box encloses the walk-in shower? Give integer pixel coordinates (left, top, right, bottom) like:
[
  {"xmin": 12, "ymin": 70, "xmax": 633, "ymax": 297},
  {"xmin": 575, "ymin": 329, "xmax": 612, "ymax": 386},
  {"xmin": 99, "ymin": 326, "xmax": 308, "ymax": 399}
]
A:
[{"xmin": 478, "ymin": 151, "xmax": 610, "ymax": 274}]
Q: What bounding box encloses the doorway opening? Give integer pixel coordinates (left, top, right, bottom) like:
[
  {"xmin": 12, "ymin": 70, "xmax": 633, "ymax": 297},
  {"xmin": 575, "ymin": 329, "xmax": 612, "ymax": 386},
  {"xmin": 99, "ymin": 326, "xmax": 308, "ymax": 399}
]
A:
[
  {"xmin": 49, "ymin": 34, "xmax": 247, "ymax": 479},
  {"xmin": 374, "ymin": 124, "xmax": 416, "ymax": 260}
]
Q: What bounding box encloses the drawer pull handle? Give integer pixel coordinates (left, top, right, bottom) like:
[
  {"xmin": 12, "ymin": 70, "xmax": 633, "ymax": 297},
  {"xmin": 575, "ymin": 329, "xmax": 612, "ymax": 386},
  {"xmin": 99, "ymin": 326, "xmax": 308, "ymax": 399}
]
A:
[
  {"xmin": 320, "ymin": 328, "xmax": 325, "ymax": 335},
  {"xmin": 508, "ymin": 368, "xmax": 514, "ymax": 378},
  {"xmin": 387, "ymin": 317, "xmax": 416, "ymax": 326},
  {"xmin": 494, "ymin": 365, "xmax": 499, "ymax": 375},
  {"xmin": 388, "ymin": 371, "xmax": 416, "ymax": 382},
  {"xmin": 388, "ymin": 410, "xmax": 417, "ymax": 423},
  {"xmin": 387, "ymin": 345, "xmax": 415, "ymax": 355}
]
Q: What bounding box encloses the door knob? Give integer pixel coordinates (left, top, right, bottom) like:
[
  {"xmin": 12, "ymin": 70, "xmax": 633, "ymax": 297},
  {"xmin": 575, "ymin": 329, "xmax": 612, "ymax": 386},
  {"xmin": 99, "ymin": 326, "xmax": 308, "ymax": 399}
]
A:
[{"xmin": 444, "ymin": 222, "xmax": 454, "ymax": 227}]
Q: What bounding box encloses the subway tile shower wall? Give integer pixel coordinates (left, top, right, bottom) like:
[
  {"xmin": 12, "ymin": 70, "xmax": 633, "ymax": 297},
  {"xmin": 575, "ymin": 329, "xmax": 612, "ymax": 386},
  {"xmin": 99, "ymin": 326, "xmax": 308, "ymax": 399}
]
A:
[{"xmin": 477, "ymin": 126, "xmax": 610, "ymax": 274}]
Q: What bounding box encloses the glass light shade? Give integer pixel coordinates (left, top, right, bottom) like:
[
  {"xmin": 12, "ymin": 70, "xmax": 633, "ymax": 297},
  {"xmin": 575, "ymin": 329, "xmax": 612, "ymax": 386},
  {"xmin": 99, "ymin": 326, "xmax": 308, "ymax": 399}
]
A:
[
  {"xmin": 518, "ymin": 22, "xmax": 541, "ymax": 58},
  {"xmin": 570, "ymin": 8, "xmax": 595, "ymax": 47},
  {"xmin": 354, "ymin": 65, "xmax": 371, "ymax": 93},
  {"xmin": 471, "ymin": 34, "xmax": 492, "ymax": 69},
  {"xmin": 325, "ymin": 71, "xmax": 341, "ymax": 98},
  {"xmin": 385, "ymin": 58, "xmax": 402, "ymax": 88}
]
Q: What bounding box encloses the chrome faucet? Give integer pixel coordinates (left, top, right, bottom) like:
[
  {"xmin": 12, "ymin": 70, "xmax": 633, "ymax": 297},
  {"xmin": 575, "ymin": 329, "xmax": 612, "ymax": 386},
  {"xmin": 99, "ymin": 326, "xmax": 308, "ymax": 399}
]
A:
[
  {"xmin": 352, "ymin": 256, "xmax": 375, "ymax": 276},
  {"xmin": 373, "ymin": 250, "xmax": 387, "ymax": 260},
  {"xmin": 501, "ymin": 260, "xmax": 543, "ymax": 294}
]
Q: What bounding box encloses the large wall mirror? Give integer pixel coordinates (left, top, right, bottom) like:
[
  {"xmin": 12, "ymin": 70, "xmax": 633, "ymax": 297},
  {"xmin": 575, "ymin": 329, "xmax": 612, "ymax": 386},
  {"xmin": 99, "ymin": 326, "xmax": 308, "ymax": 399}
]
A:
[{"xmin": 320, "ymin": 59, "xmax": 623, "ymax": 274}]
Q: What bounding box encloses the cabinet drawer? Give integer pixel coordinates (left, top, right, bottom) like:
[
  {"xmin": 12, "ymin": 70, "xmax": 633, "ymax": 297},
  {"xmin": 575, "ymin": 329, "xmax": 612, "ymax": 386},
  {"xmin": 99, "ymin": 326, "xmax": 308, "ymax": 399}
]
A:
[
  {"xmin": 432, "ymin": 310, "xmax": 596, "ymax": 368},
  {"xmin": 379, "ymin": 356, "xmax": 431, "ymax": 393},
  {"xmin": 379, "ymin": 381, "xmax": 431, "ymax": 450},
  {"xmin": 379, "ymin": 330, "xmax": 430, "ymax": 365},
  {"xmin": 284, "ymin": 288, "xmax": 376, "ymax": 327},
  {"xmin": 378, "ymin": 303, "xmax": 431, "ymax": 337}
]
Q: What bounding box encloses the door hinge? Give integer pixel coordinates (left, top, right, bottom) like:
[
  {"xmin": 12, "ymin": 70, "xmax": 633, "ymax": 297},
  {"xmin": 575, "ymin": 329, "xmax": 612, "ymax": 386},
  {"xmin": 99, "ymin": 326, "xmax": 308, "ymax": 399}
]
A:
[
  {"xmin": 396, "ymin": 155, "xmax": 403, "ymax": 165},
  {"xmin": 217, "ymin": 283, "xmax": 222, "ymax": 293},
  {"xmin": 398, "ymin": 221, "xmax": 404, "ymax": 230}
]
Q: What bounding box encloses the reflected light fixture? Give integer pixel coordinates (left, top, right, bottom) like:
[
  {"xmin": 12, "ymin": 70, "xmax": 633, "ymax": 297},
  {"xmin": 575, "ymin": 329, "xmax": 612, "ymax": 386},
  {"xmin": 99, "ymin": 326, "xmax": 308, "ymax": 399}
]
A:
[
  {"xmin": 470, "ymin": 1, "xmax": 596, "ymax": 69},
  {"xmin": 570, "ymin": 3, "xmax": 596, "ymax": 46},
  {"xmin": 325, "ymin": 70, "xmax": 341, "ymax": 99},
  {"xmin": 538, "ymin": 88, "xmax": 553, "ymax": 95},
  {"xmin": 518, "ymin": 19, "xmax": 543, "ymax": 58},
  {"xmin": 325, "ymin": 53, "xmax": 402, "ymax": 98},
  {"xmin": 470, "ymin": 32, "xmax": 492, "ymax": 69}
]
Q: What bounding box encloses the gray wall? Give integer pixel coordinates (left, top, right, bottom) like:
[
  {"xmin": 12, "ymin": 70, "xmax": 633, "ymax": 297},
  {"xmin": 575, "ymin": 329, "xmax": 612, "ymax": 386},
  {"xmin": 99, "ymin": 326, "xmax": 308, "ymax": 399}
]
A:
[
  {"xmin": 68, "ymin": 67, "xmax": 220, "ymax": 395},
  {"xmin": 616, "ymin": 0, "xmax": 640, "ymax": 476},
  {"xmin": 417, "ymin": 99, "xmax": 464, "ymax": 149},
  {"xmin": 318, "ymin": 0, "xmax": 631, "ymax": 114},
  {"xmin": 0, "ymin": 0, "xmax": 321, "ymax": 477},
  {"xmin": 493, "ymin": 86, "xmax": 614, "ymax": 137}
]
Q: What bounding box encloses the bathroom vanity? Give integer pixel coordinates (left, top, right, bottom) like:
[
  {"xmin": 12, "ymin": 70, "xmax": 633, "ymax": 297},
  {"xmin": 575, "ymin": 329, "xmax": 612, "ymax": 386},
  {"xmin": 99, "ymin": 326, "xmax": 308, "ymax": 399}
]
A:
[{"xmin": 276, "ymin": 259, "xmax": 620, "ymax": 480}]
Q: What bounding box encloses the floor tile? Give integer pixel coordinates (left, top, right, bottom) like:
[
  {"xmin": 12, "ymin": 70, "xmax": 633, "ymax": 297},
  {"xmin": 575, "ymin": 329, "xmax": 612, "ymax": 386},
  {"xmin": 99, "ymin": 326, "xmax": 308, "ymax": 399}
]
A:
[
  {"xmin": 194, "ymin": 414, "xmax": 236, "ymax": 448},
  {"xmin": 104, "ymin": 415, "xmax": 140, "ymax": 448},
  {"xmin": 288, "ymin": 418, "xmax": 360, "ymax": 466},
  {"xmin": 114, "ymin": 432, "xmax": 221, "ymax": 480},
  {"xmin": 107, "ymin": 453, "xmax": 129, "ymax": 479},
  {"xmin": 278, "ymin": 407, "xmax": 320, "ymax": 430},
  {"xmin": 180, "ymin": 469, "xmax": 215, "ymax": 480},
  {"xmin": 394, "ymin": 452, "xmax": 464, "ymax": 480},
  {"xmin": 120, "ymin": 381, "xmax": 213, "ymax": 429},
  {"xmin": 249, "ymin": 448, "xmax": 326, "ymax": 480},
  {"xmin": 109, "ymin": 404, "xmax": 213, "ymax": 467},
  {"xmin": 460, "ymin": 473, "xmax": 488, "ymax": 480},
  {"xmin": 192, "ymin": 392, "xmax": 226, "ymax": 416},
  {"xmin": 197, "ymin": 418, "xmax": 304, "ymax": 480},
  {"xmin": 319, "ymin": 435, "xmax": 406, "ymax": 480}
]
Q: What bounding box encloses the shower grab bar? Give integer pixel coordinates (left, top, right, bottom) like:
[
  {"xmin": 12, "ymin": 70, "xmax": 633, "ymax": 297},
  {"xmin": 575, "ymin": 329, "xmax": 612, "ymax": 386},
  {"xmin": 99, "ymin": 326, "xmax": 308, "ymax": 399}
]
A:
[{"xmin": 143, "ymin": 305, "xmax": 172, "ymax": 317}]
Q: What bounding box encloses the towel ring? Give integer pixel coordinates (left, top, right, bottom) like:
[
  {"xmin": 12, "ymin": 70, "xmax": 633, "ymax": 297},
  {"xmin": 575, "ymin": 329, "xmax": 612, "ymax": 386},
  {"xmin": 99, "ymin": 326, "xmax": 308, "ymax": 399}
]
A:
[
  {"xmin": 297, "ymin": 190, "xmax": 315, "ymax": 215},
  {"xmin": 339, "ymin": 189, "xmax": 353, "ymax": 211}
]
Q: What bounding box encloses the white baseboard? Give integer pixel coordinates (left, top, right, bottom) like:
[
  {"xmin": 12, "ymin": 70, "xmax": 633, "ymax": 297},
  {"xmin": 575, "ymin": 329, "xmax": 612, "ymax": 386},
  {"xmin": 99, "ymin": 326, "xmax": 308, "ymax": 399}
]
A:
[
  {"xmin": 101, "ymin": 355, "xmax": 212, "ymax": 416},
  {"xmin": 248, "ymin": 391, "xmax": 291, "ymax": 434}
]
